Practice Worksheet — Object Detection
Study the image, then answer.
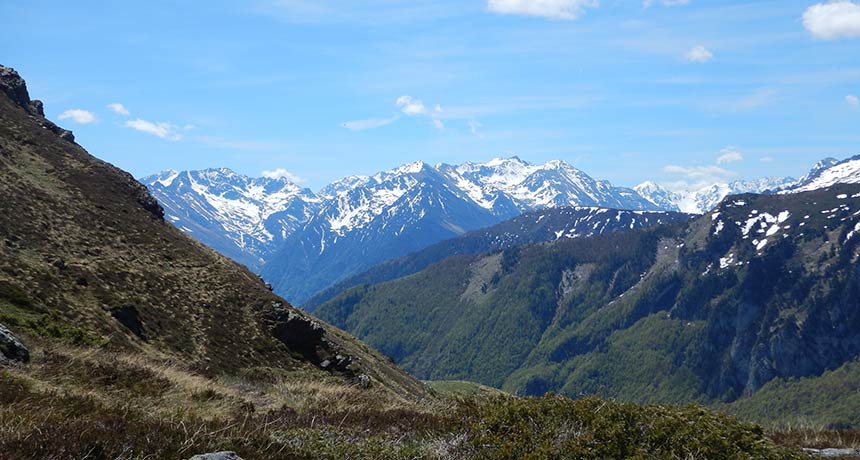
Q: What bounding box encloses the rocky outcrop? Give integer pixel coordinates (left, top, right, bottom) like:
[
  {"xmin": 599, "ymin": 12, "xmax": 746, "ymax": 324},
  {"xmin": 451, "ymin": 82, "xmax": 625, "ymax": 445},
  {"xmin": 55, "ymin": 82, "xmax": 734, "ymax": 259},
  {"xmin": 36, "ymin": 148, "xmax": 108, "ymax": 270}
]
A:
[
  {"xmin": 188, "ymin": 452, "xmax": 243, "ymax": 460},
  {"xmin": 0, "ymin": 324, "xmax": 30, "ymax": 364},
  {"xmin": 0, "ymin": 65, "xmax": 74, "ymax": 142},
  {"xmin": 268, "ymin": 302, "xmax": 354, "ymax": 375}
]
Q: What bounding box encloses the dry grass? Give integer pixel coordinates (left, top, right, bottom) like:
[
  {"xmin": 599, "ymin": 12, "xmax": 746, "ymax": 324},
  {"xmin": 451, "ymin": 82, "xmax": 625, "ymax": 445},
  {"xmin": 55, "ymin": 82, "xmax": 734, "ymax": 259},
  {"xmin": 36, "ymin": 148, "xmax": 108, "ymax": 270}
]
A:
[{"xmin": 771, "ymin": 426, "xmax": 860, "ymax": 450}]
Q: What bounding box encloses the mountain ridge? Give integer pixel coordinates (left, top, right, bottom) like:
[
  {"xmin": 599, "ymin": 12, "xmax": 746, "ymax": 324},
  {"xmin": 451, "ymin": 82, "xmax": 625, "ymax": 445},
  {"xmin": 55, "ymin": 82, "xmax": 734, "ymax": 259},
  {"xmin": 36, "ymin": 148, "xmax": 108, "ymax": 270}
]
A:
[
  {"xmin": 304, "ymin": 206, "xmax": 693, "ymax": 310},
  {"xmin": 313, "ymin": 182, "xmax": 860, "ymax": 427},
  {"xmin": 144, "ymin": 157, "xmax": 665, "ymax": 303}
]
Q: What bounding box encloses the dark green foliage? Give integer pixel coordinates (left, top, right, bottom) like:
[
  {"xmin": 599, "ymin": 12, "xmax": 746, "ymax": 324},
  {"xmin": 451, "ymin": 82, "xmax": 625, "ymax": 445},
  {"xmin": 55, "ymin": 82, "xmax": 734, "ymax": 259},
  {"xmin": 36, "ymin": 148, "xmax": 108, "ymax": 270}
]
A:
[
  {"xmin": 723, "ymin": 360, "xmax": 860, "ymax": 429},
  {"xmin": 459, "ymin": 395, "xmax": 805, "ymax": 460},
  {"xmin": 304, "ymin": 207, "xmax": 691, "ymax": 310}
]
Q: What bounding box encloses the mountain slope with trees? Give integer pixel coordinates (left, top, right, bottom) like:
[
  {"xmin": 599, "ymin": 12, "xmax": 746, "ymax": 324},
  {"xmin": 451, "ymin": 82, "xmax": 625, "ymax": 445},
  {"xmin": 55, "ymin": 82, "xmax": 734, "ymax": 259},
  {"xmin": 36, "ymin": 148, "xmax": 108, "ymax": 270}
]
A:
[{"xmin": 316, "ymin": 184, "xmax": 860, "ymax": 427}]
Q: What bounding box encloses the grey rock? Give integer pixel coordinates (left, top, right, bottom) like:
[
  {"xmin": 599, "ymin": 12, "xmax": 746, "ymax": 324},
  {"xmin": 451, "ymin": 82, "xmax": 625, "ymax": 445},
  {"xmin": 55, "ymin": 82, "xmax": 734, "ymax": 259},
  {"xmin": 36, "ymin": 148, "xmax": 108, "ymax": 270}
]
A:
[
  {"xmin": 189, "ymin": 452, "xmax": 243, "ymax": 460},
  {"xmin": 0, "ymin": 323, "xmax": 30, "ymax": 364},
  {"xmin": 0, "ymin": 65, "xmax": 32, "ymax": 111},
  {"xmin": 28, "ymin": 99, "xmax": 44, "ymax": 117},
  {"xmin": 802, "ymin": 447, "xmax": 860, "ymax": 458}
]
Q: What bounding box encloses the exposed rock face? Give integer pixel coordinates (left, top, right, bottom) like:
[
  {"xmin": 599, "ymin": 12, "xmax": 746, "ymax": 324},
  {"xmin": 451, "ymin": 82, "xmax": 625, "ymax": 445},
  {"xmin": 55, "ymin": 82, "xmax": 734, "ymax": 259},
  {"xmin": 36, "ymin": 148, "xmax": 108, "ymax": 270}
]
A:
[
  {"xmin": 0, "ymin": 65, "xmax": 75, "ymax": 142},
  {"xmin": 110, "ymin": 305, "xmax": 147, "ymax": 340},
  {"xmin": 269, "ymin": 302, "xmax": 354, "ymax": 375},
  {"xmin": 188, "ymin": 452, "xmax": 243, "ymax": 460},
  {"xmin": 0, "ymin": 66, "xmax": 31, "ymax": 110},
  {"xmin": 0, "ymin": 324, "xmax": 30, "ymax": 364}
]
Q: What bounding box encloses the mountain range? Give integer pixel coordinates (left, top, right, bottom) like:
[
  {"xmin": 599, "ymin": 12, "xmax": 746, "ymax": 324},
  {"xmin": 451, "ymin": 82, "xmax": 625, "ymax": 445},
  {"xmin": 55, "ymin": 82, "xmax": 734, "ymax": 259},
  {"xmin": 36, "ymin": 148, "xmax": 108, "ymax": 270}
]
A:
[
  {"xmin": 145, "ymin": 157, "xmax": 669, "ymax": 303},
  {"xmin": 314, "ymin": 183, "xmax": 860, "ymax": 427},
  {"xmin": 144, "ymin": 155, "xmax": 860, "ymax": 305}
]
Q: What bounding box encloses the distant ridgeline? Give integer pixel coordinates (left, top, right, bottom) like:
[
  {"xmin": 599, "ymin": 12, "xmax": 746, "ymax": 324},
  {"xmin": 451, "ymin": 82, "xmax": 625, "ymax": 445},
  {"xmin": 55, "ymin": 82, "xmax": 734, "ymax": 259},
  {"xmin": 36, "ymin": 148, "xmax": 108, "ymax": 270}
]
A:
[
  {"xmin": 303, "ymin": 206, "xmax": 693, "ymax": 311},
  {"xmin": 314, "ymin": 184, "xmax": 860, "ymax": 427},
  {"xmin": 143, "ymin": 149, "xmax": 858, "ymax": 308}
]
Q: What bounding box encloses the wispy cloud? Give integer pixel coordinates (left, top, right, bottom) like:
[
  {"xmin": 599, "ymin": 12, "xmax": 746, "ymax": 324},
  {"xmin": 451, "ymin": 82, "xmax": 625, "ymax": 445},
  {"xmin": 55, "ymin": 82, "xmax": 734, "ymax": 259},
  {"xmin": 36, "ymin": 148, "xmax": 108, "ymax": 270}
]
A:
[
  {"xmin": 261, "ymin": 168, "xmax": 304, "ymax": 183},
  {"xmin": 343, "ymin": 95, "xmax": 444, "ymax": 131},
  {"xmin": 486, "ymin": 0, "xmax": 598, "ymax": 20},
  {"xmin": 58, "ymin": 109, "xmax": 97, "ymax": 124},
  {"xmin": 803, "ymin": 1, "xmax": 860, "ymax": 40},
  {"xmin": 107, "ymin": 103, "xmax": 130, "ymax": 116},
  {"xmin": 716, "ymin": 147, "xmax": 743, "ymax": 164},
  {"xmin": 341, "ymin": 116, "xmax": 399, "ymax": 131},
  {"xmin": 684, "ymin": 45, "xmax": 713, "ymax": 63},
  {"xmin": 124, "ymin": 119, "xmax": 183, "ymax": 141},
  {"xmin": 643, "ymin": 0, "xmax": 689, "ymax": 8},
  {"xmin": 848, "ymin": 94, "xmax": 860, "ymax": 107}
]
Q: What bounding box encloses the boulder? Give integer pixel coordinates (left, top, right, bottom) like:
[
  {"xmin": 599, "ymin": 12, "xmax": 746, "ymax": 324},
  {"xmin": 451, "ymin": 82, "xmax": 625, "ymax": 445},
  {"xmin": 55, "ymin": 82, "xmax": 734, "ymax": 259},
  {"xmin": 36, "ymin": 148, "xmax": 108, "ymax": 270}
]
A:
[
  {"xmin": 0, "ymin": 324, "xmax": 30, "ymax": 364},
  {"xmin": 188, "ymin": 452, "xmax": 243, "ymax": 460}
]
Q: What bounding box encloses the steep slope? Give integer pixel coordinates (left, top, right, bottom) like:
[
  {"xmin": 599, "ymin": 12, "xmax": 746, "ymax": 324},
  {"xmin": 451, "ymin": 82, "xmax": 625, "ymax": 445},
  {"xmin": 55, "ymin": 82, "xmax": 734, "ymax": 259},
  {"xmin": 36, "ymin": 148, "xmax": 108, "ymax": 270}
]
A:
[
  {"xmin": 0, "ymin": 65, "xmax": 425, "ymax": 398},
  {"xmin": 142, "ymin": 168, "xmax": 320, "ymax": 270},
  {"xmin": 304, "ymin": 206, "xmax": 691, "ymax": 310},
  {"xmin": 315, "ymin": 184, "xmax": 860, "ymax": 426}
]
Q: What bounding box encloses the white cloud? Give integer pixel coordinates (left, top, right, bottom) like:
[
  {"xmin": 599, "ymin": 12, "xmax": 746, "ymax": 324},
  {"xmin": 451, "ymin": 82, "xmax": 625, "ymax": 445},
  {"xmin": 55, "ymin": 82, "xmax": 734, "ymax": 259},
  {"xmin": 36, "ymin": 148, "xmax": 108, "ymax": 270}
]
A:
[
  {"xmin": 107, "ymin": 103, "xmax": 130, "ymax": 116},
  {"xmin": 341, "ymin": 116, "xmax": 399, "ymax": 131},
  {"xmin": 433, "ymin": 119, "xmax": 445, "ymax": 130},
  {"xmin": 261, "ymin": 168, "xmax": 304, "ymax": 183},
  {"xmin": 58, "ymin": 109, "xmax": 97, "ymax": 125},
  {"xmin": 486, "ymin": 0, "xmax": 598, "ymax": 20},
  {"xmin": 803, "ymin": 1, "xmax": 860, "ymax": 40},
  {"xmin": 716, "ymin": 148, "xmax": 743, "ymax": 164},
  {"xmin": 847, "ymin": 94, "xmax": 860, "ymax": 107},
  {"xmin": 643, "ymin": 0, "xmax": 689, "ymax": 8},
  {"xmin": 124, "ymin": 119, "xmax": 183, "ymax": 141},
  {"xmin": 684, "ymin": 45, "xmax": 713, "ymax": 63},
  {"xmin": 760, "ymin": 156, "xmax": 775, "ymax": 163},
  {"xmin": 396, "ymin": 95, "xmax": 428, "ymax": 116}
]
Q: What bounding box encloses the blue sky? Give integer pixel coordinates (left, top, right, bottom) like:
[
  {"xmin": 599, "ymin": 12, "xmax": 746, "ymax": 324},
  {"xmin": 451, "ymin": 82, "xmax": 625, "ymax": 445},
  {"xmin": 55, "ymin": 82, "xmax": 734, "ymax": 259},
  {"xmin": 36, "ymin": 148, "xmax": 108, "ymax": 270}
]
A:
[{"xmin": 2, "ymin": 0, "xmax": 860, "ymax": 191}]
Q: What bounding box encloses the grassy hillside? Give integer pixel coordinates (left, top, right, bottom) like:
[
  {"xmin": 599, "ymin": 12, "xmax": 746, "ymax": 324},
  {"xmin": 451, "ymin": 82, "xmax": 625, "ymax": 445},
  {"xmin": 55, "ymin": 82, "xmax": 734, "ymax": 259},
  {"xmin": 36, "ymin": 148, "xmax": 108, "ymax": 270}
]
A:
[
  {"xmin": 316, "ymin": 185, "xmax": 860, "ymax": 426},
  {"xmin": 0, "ymin": 65, "xmax": 425, "ymax": 399},
  {"xmin": 0, "ymin": 351, "xmax": 807, "ymax": 459}
]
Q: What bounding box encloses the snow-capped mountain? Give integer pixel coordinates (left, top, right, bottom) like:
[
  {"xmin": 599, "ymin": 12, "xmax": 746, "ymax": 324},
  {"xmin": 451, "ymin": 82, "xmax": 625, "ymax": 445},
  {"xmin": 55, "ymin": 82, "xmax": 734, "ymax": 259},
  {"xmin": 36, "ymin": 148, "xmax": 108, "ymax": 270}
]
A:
[
  {"xmin": 142, "ymin": 155, "xmax": 860, "ymax": 304},
  {"xmin": 142, "ymin": 168, "xmax": 320, "ymax": 269},
  {"xmin": 635, "ymin": 177, "xmax": 795, "ymax": 214},
  {"xmin": 260, "ymin": 157, "xmax": 661, "ymax": 303},
  {"xmin": 143, "ymin": 157, "xmax": 660, "ymax": 304},
  {"xmin": 779, "ymin": 155, "xmax": 860, "ymax": 193}
]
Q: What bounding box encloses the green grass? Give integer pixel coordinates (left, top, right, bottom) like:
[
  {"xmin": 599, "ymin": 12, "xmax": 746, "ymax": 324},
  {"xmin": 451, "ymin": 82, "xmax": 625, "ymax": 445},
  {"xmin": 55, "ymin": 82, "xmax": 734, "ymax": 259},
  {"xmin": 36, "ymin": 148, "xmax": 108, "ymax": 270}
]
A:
[
  {"xmin": 0, "ymin": 300, "xmax": 105, "ymax": 346},
  {"xmin": 425, "ymin": 380, "xmax": 506, "ymax": 398}
]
